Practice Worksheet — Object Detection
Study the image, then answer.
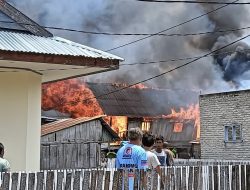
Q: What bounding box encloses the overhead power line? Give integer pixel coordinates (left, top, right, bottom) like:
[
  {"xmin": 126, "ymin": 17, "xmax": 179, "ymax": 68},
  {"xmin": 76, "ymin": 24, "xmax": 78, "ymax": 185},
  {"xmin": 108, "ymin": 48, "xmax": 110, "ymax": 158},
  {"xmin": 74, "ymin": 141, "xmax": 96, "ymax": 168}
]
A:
[
  {"xmin": 120, "ymin": 49, "xmax": 250, "ymax": 66},
  {"xmin": 49, "ymin": 25, "xmax": 250, "ymax": 37},
  {"xmin": 1, "ymin": 20, "xmax": 249, "ymax": 37},
  {"xmin": 31, "ymin": 48, "xmax": 250, "ymax": 72},
  {"xmin": 137, "ymin": 0, "xmax": 250, "ymax": 5},
  {"xmin": 105, "ymin": 0, "xmax": 239, "ymax": 52},
  {"xmin": 77, "ymin": 34, "xmax": 250, "ymax": 103}
]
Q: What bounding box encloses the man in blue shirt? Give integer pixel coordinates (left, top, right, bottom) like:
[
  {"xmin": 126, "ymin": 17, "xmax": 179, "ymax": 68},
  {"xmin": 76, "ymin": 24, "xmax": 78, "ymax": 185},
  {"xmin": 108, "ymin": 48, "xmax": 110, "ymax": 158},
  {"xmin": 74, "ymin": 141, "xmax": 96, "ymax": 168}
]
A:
[{"xmin": 116, "ymin": 128, "xmax": 148, "ymax": 189}]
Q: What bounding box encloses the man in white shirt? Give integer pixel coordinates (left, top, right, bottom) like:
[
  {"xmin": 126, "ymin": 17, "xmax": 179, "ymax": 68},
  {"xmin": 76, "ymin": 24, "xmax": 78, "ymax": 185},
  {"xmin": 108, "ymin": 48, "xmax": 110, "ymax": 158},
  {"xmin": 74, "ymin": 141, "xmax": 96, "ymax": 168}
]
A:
[
  {"xmin": 142, "ymin": 133, "xmax": 163, "ymax": 189},
  {"xmin": 0, "ymin": 143, "xmax": 10, "ymax": 172},
  {"xmin": 152, "ymin": 136, "xmax": 174, "ymax": 166}
]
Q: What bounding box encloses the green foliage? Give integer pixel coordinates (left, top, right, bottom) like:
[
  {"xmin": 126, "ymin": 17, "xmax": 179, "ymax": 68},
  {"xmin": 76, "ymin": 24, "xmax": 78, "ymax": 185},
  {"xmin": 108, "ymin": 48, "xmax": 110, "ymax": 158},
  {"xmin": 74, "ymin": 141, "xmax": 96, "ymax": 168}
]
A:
[{"xmin": 107, "ymin": 152, "xmax": 117, "ymax": 158}]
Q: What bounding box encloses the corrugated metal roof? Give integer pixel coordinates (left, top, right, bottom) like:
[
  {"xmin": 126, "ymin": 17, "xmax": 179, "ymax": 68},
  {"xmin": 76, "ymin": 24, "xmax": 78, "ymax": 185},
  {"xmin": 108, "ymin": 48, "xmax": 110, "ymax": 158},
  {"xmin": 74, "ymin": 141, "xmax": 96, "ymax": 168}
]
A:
[
  {"xmin": 41, "ymin": 115, "xmax": 104, "ymax": 136},
  {"xmin": 0, "ymin": 31, "xmax": 123, "ymax": 60},
  {"xmin": 87, "ymin": 83, "xmax": 199, "ymax": 117},
  {"xmin": 41, "ymin": 115, "xmax": 119, "ymax": 140}
]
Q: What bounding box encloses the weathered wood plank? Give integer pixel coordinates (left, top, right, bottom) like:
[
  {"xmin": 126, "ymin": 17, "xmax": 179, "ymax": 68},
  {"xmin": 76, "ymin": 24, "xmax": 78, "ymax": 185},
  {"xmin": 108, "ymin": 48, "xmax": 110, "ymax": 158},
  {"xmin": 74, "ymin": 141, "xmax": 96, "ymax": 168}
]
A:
[
  {"xmin": 193, "ymin": 166, "xmax": 199, "ymax": 190},
  {"xmin": 73, "ymin": 171, "xmax": 81, "ymax": 190},
  {"xmin": 112, "ymin": 170, "xmax": 119, "ymax": 190},
  {"xmin": 10, "ymin": 173, "xmax": 18, "ymax": 190},
  {"xmin": 219, "ymin": 165, "xmax": 225, "ymax": 190},
  {"xmin": 188, "ymin": 166, "xmax": 193, "ymax": 190},
  {"xmin": 176, "ymin": 167, "xmax": 181, "ymax": 189},
  {"xmin": 104, "ymin": 170, "xmax": 110, "ymax": 190},
  {"xmin": 90, "ymin": 170, "xmax": 97, "ymax": 190},
  {"xmin": 241, "ymin": 165, "xmax": 246, "ymax": 190},
  {"xmin": 182, "ymin": 166, "xmax": 187, "ymax": 189},
  {"xmin": 57, "ymin": 144, "xmax": 64, "ymax": 169},
  {"xmin": 20, "ymin": 173, "xmax": 27, "ymax": 190},
  {"xmin": 28, "ymin": 173, "xmax": 35, "ymax": 190},
  {"xmin": 139, "ymin": 170, "xmax": 145, "ymax": 190},
  {"xmin": 152, "ymin": 169, "xmax": 158, "ymax": 190},
  {"xmin": 159, "ymin": 168, "xmax": 165, "ymax": 189},
  {"xmin": 49, "ymin": 144, "xmax": 57, "ymax": 170},
  {"xmin": 71, "ymin": 144, "xmax": 78, "ymax": 169},
  {"xmin": 65, "ymin": 172, "xmax": 72, "ymax": 190},
  {"xmin": 46, "ymin": 171, "xmax": 54, "ymax": 190},
  {"xmin": 89, "ymin": 143, "xmax": 97, "ymax": 168},
  {"xmin": 96, "ymin": 170, "xmax": 104, "ymax": 190},
  {"xmin": 2, "ymin": 173, "xmax": 10, "ymax": 190},
  {"xmin": 40, "ymin": 145, "xmax": 50, "ymax": 170},
  {"xmin": 56, "ymin": 171, "xmax": 64, "ymax": 190},
  {"xmin": 82, "ymin": 170, "xmax": 90, "ymax": 190},
  {"xmin": 36, "ymin": 172, "xmax": 44, "ymax": 190},
  {"xmin": 213, "ymin": 166, "xmax": 218, "ymax": 190},
  {"xmin": 123, "ymin": 170, "xmax": 128, "ymax": 190},
  {"xmin": 64, "ymin": 144, "xmax": 74, "ymax": 169},
  {"xmin": 134, "ymin": 170, "xmax": 139, "ymax": 190},
  {"xmin": 82, "ymin": 144, "xmax": 90, "ymax": 168}
]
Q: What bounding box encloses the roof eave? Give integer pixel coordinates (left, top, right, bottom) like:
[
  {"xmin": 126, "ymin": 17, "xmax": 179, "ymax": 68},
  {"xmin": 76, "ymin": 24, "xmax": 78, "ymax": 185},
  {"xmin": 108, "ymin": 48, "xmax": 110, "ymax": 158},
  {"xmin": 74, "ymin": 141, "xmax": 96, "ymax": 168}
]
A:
[{"xmin": 0, "ymin": 50, "xmax": 120, "ymax": 67}]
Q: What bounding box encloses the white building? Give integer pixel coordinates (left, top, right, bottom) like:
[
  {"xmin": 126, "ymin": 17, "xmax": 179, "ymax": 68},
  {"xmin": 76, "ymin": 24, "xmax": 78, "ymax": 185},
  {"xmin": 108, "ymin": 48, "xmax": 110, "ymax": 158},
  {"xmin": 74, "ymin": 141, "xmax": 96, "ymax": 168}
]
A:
[{"xmin": 0, "ymin": 1, "xmax": 123, "ymax": 171}]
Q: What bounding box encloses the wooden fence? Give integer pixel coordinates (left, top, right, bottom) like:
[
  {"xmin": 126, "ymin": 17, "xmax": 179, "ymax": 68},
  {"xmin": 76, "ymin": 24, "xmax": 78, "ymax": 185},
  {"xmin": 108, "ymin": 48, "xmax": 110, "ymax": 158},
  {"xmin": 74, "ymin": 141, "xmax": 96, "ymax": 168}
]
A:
[{"xmin": 1, "ymin": 164, "xmax": 250, "ymax": 189}]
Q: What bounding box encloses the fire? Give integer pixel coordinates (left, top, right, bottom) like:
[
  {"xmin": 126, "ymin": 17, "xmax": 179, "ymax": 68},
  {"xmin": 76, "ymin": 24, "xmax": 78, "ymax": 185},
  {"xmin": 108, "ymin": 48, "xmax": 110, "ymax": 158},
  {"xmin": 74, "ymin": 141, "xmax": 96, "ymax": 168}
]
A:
[
  {"xmin": 42, "ymin": 79, "xmax": 104, "ymax": 118},
  {"xmin": 110, "ymin": 116, "xmax": 128, "ymax": 138},
  {"xmin": 112, "ymin": 83, "xmax": 148, "ymax": 89},
  {"xmin": 130, "ymin": 83, "xmax": 148, "ymax": 89},
  {"xmin": 163, "ymin": 104, "xmax": 200, "ymax": 139}
]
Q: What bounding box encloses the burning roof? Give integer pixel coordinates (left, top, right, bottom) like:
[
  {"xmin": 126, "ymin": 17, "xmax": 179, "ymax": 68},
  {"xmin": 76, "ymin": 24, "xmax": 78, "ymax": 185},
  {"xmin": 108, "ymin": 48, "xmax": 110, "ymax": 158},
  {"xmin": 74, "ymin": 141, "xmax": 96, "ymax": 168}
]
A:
[{"xmin": 87, "ymin": 82, "xmax": 199, "ymax": 117}]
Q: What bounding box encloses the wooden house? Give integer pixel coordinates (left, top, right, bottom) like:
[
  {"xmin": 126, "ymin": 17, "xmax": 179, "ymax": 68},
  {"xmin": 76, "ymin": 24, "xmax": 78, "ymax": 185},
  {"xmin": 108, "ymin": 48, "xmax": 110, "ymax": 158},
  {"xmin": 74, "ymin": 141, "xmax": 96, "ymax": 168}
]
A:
[
  {"xmin": 41, "ymin": 116, "xmax": 119, "ymax": 170},
  {"xmin": 87, "ymin": 83, "xmax": 200, "ymax": 158}
]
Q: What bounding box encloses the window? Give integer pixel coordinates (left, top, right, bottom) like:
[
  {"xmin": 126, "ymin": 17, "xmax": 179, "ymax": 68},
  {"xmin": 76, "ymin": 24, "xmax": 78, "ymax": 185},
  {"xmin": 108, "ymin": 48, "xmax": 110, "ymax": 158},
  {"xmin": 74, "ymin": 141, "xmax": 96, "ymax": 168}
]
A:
[
  {"xmin": 173, "ymin": 123, "xmax": 183, "ymax": 133},
  {"xmin": 224, "ymin": 124, "xmax": 242, "ymax": 142},
  {"xmin": 141, "ymin": 121, "xmax": 151, "ymax": 132}
]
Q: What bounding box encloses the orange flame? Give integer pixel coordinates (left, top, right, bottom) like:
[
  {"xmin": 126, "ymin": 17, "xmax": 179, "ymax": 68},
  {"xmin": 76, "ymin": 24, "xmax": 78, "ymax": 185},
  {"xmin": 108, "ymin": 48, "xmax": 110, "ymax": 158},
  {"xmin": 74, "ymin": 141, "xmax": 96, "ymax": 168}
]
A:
[
  {"xmin": 112, "ymin": 83, "xmax": 148, "ymax": 89},
  {"xmin": 163, "ymin": 104, "xmax": 200, "ymax": 139},
  {"xmin": 110, "ymin": 116, "xmax": 128, "ymax": 138},
  {"xmin": 42, "ymin": 79, "xmax": 104, "ymax": 118}
]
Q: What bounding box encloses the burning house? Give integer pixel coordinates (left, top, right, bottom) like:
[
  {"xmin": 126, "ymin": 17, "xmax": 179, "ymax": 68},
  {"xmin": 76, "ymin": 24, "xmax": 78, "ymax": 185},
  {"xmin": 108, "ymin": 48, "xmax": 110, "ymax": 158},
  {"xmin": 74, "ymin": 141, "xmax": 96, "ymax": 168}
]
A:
[{"xmin": 42, "ymin": 81, "xmax": 201, "ymax": 158}]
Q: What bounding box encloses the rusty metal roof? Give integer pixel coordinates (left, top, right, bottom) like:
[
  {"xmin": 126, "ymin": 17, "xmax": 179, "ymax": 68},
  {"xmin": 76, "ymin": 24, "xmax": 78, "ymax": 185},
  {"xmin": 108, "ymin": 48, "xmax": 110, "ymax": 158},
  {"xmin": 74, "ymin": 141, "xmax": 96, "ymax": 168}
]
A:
[
  {"xmin": 87, "ymin": 83, "xmax": 198, "ymax": 117},
  {"xmin": 0, "ymin": 31, "xmax": 123, "ymax": 60},
  {"xmin": 41, "ymin": 115, "xmax": 119, "ymax": 139}
]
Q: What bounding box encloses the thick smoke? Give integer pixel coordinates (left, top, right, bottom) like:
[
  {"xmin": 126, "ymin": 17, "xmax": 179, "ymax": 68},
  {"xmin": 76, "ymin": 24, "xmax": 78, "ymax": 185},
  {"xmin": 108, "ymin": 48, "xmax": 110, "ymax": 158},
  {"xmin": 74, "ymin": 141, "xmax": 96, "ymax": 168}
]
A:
[{"xmin": 8, "ymin": 0, "xmax": 250, "ymax": 93}]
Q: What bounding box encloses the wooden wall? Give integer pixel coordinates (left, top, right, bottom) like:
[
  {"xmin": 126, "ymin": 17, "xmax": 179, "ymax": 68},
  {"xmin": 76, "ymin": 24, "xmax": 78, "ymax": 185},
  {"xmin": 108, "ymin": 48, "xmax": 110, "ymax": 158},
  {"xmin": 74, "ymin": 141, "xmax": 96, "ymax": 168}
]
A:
[{"xmin": 41, "ymin": 119, "xmax": 109, "ymax": 170}]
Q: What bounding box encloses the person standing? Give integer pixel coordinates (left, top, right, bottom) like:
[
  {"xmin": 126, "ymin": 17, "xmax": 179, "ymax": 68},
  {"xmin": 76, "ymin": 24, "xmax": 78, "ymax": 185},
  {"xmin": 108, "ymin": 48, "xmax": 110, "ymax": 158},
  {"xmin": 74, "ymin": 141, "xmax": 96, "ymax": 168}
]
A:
[
  {"xmin": 116, "ymin": 128, "xmax": 148, "ymax": 189},
  {"xmin": 0, "ymin": 143, "xmax": 10, "ymax": 172},
  {"xmin": 152, "ymin": 136, "xmax": 174, "ymax": 166},
  {"xmin": 142, "ymin": 133, "xmax": 162, "ymax": 189}
]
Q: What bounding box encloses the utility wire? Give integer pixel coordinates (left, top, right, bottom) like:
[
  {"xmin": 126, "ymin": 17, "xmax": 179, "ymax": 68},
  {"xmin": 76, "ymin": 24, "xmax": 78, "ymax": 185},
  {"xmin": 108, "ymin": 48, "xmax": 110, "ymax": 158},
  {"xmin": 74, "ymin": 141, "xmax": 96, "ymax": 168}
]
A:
[
  {"xmin": 1, "ymin": 47, "xmax": 249, "ymax": 73},
  {"xmin": 36, "ymin": 48, "xmax": 250, "ymax": 71},
  {"xmin": 137, "ymin": 0, "xmax": 250, "ymax": 5},
  {"xmin": 0, "ymin": 20, "xmax": 249, "ymax": 37},
  {"xmin": 77, "ymin": 34, "xmax": 249, "ymax": 103},
  {"xmin": 105, "ymin": 0, "xmax": 239, "ymax": 52}
]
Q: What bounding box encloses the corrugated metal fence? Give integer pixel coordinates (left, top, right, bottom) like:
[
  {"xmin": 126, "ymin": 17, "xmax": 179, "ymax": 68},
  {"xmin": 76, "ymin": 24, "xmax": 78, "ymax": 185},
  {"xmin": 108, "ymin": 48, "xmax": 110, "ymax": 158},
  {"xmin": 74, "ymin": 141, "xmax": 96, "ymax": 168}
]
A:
[{"xmin": 1, "ymin": 164, "xmax": 250, "ymax": 189}]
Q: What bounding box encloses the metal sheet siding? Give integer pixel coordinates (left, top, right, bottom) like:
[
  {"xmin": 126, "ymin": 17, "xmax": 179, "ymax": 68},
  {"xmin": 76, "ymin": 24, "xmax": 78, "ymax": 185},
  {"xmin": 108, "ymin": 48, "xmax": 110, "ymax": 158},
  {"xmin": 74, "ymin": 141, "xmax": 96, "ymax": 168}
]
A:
[{"xmin": 0, "ymin": 31, "xmax": 123, "ymax": 60}]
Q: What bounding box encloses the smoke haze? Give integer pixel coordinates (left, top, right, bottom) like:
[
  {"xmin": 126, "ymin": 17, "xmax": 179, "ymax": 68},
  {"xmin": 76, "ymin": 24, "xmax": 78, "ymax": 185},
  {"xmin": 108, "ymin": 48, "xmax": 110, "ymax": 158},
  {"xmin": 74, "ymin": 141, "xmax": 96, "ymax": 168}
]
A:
[{"xmin": 8, "ymin": 0, "xmax": 250, "ymax": 94}]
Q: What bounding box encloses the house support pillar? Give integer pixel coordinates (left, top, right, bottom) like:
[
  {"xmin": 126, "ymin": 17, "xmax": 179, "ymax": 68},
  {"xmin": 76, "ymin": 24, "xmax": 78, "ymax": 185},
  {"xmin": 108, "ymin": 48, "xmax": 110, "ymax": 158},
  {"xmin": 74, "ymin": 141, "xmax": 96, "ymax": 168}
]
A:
[{"xmin": 0, "ymin": 71, "xmax": 41, "ymax": 171}]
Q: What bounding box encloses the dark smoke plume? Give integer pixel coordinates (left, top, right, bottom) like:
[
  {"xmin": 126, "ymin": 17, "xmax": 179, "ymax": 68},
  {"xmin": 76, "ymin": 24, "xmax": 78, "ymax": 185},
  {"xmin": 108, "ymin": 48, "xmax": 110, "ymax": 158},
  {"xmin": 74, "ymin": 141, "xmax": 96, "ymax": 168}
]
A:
[{"xmin": 8, "ymin": 0, "xmax": 250, "ymax": 92}]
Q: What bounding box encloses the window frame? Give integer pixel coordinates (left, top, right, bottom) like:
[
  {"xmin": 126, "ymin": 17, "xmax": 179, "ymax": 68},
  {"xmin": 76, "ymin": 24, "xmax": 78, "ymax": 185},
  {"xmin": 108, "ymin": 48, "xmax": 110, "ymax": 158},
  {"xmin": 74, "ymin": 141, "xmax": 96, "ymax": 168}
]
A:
[{"xmin": 224, "ymin": 124, "xmax": 242, "ymax": 143}]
